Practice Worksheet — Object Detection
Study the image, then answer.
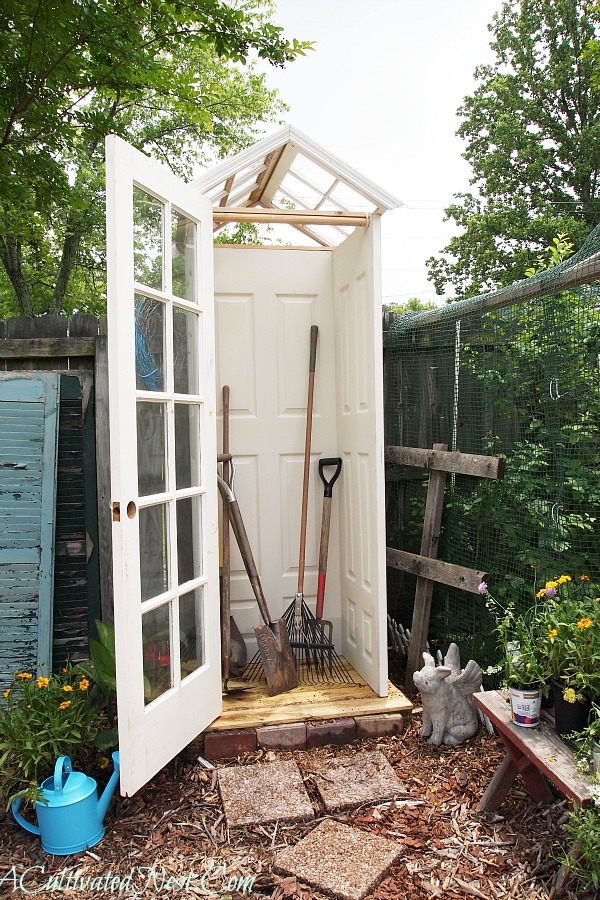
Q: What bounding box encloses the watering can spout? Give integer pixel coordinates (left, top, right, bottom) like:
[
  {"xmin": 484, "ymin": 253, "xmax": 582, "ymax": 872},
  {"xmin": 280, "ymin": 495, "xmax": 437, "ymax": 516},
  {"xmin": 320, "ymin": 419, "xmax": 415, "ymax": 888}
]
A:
[{"xmin": 97, "ymin": 751, "xmax": 120, "ymax": 825}]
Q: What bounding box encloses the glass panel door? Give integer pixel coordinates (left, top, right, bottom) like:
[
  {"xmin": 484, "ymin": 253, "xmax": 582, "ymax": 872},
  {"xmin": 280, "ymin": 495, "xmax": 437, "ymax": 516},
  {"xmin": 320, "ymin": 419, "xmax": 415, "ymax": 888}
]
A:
[{"xmin": 106, "ymin": 135, "xmax": 221, "ymax": 796}]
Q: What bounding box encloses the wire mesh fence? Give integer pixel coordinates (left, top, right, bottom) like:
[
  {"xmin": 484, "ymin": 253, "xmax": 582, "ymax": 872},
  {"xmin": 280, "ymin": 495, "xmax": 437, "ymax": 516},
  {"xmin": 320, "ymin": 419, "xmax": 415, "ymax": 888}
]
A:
[{"xmin": 384, "ymin": 226, "xmax": 600, "ymax": 679}]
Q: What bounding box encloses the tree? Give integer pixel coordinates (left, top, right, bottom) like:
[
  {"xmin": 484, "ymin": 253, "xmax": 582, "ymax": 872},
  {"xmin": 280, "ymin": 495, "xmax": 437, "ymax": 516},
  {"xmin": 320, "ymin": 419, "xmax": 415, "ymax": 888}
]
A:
[
  {"xmin": 0, "ymin": 0, "xmax": 311, "ymax": 316},
  {"xmin": 426, "ymin": 0, "xmax": 600, "ymax": 300},
  {"xmin": 383, "ymin": 297, "xmax": 438, "ymax": 315}
]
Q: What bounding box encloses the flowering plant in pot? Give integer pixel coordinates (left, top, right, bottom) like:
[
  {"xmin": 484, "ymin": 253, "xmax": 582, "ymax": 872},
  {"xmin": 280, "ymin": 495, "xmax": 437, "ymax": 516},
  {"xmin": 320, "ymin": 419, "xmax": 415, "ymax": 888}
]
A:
[
  {"xmin": 566, "ymin": 702, "xmax": 600, "ymax": 779},
  {"xmin": 478, "ymin": 582, "xmax": 548, "ymax": 726},
  {"xmin": 536, "ymin": 574, "xmax": 600, "ymax": 733}
]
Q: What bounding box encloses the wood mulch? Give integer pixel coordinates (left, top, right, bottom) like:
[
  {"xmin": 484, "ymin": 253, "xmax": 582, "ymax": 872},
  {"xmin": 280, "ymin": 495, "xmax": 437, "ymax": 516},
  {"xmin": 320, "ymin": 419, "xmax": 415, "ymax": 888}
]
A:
[{"xmin": 0, "ymin": 712, "xmax": 597, "ymax": 899}]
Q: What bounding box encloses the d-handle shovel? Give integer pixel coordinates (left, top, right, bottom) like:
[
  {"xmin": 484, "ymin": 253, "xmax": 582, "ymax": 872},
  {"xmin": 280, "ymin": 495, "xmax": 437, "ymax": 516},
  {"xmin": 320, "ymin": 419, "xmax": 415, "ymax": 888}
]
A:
[
  {"xmin": 217, "ymin": 474, "xmax": 297, "ymax": 697},
  {"xmin": 316, "ymin": 458, "xmax": 342, "ymax": 622}
]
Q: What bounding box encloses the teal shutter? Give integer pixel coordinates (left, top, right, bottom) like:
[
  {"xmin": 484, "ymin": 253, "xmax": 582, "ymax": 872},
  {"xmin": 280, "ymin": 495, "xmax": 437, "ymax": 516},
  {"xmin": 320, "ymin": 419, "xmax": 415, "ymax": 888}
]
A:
[{"xmin": 0, "ymin": 373, "xmax": 59, "ymax": 687}]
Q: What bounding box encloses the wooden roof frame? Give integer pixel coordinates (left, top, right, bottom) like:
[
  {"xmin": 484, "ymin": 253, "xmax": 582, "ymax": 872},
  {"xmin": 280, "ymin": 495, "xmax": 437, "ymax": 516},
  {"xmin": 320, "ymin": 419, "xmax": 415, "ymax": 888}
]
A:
[{"xmin": 192, "ymin": 125, "xmax": 403, "ymax": 247}]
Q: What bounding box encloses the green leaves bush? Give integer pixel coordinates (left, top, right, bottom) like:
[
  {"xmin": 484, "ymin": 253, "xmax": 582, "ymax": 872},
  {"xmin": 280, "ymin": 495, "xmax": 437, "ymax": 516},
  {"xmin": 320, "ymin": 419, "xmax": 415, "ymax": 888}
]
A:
[{"xmin": 0, "ymin": 664, "xmax": 99, "ymax": 808}]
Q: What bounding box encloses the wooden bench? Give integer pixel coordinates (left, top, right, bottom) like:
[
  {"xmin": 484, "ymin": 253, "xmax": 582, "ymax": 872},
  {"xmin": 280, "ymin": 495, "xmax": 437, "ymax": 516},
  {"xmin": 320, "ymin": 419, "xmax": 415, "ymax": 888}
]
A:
[{"xmin": 473, "ymin": 690, "xmax": 594, "ymax": 813}]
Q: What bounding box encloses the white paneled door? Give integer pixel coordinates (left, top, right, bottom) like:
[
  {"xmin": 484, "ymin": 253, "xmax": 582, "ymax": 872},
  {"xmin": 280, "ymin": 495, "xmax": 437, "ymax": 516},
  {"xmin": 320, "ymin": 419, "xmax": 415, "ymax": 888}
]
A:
[{"xmin": 106, "ymin": 136, "xmax": 221, "ymax": 796}]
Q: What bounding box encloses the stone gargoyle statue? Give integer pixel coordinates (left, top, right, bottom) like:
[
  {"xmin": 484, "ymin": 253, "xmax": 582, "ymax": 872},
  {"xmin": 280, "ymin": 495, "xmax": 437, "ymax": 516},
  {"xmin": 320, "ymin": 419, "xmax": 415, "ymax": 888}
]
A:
[{"xmin": 413, "ymin": 643, "xmax": 482, "ymax": 746}]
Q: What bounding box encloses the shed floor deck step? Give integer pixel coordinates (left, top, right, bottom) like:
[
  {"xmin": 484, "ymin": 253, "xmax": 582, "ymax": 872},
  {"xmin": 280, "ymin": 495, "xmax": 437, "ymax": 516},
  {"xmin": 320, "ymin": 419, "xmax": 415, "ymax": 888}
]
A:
[{"xmin": 207, "ymin": 658, "xmax": 412, "ymax": 733}]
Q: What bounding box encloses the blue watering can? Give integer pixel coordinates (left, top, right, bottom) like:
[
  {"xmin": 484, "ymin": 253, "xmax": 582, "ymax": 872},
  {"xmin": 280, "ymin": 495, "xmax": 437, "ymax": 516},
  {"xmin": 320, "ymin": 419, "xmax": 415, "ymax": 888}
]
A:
[{"xmin": 12, "ymin": 751, "xmax": 120, "ymax": 855}]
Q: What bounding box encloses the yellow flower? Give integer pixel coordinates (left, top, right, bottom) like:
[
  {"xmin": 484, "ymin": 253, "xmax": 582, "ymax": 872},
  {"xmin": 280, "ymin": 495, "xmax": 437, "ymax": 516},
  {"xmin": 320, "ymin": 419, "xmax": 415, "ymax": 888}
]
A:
[
  {"xmin": 558, "ymin": 575, "xmax": 571, "ymax": 584},
  {"xmin": 577, "ymin": 617, "xmax": 593, "ymax": 630},
  {"xmin": 17, "ymin": 672, "xmax": 33, "ymax": 680},
  {"xmin": 563, "ymin": 687, "xmax": 578, "ymax": 704},
  {"xmin": 3, "ymin": 689, "xmax": 10, "ymax": 698},
  {"xmin": 549, "ymin": 628, "xmax": 558, "ymax": 639},
  {"xmin": 99, "ymin": 757, "xmax": 110, "ymax": 769},
  {"xmin": 36, "ymin": 677, "xmax": 49, "ymax": 689},
  {"xmin": 59, "ymin": 700, "xmax": 71, "ymax": 710},
  {"xmin": 536, "ymin": 588, "xmax": 546, "ymax": 599},
  {"xmin": 78, "ymin": 678, "xmax": 90, "ymax": 691},
  {"xmin": 63, "ymin": 684, "xmax": 73, "ymax": 692},
  {"xmin": 580, "ymin": 574, "xmax": 591, "ymax": 581}
]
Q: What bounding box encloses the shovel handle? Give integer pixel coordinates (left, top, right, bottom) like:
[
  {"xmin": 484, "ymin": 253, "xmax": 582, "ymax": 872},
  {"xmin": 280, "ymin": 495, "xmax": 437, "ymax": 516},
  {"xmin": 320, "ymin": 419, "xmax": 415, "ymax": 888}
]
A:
[
  {"xmin": 217, "ymin": 475, "xmax": 273, "ymax": 628},
  {"xmin": 318, "ymin": 457, "xmax": 342, "ymax": 498},
  {"xmin": 316, "ymin": 458, "xmax": 342, "ymax": 619}
]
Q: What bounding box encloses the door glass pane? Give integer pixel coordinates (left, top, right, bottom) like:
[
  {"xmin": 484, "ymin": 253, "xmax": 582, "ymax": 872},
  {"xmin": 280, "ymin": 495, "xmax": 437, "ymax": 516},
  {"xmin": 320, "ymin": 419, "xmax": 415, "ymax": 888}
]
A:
[
  {"xmin": 173, "ymin": 307, "xmax": 199, "ymax": 394},
  {"xmin": 139, "ymin": 504, "xmax": 169, "ymax": 601},
  {"xmin": 177, "ymin": 496, "xmax": 202, "ymax": 584},
  {"xmin": 133, "ymin": 186, "xmax": 163, "ymax": 290},
  {"xmin": 175, "ymin": 403, "xmax": 200, "ymax": 488},
  {"xmin": 135, "ymin": 296, "xmax": 164, "ymax": 391},
  {"xmin": 180, "ymin": 588, "xmax": 204, "ymax": 679},
  {"xmin": 172, "ymin": 212, "xmax": 196, "ymax": 302},
  {"xmin": 137, "ymin": 402, "xmax": 166, "ymax": 495},
  {"xmin": 142, "ymin": 604, "xmax": 172, "ymax": 704}
]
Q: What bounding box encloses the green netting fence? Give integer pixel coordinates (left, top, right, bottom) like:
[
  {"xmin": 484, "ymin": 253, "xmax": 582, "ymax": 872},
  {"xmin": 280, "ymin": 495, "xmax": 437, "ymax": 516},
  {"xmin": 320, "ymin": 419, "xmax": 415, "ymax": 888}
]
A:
[{"xmin": 384, "ymin": 225, "xmax": 600, "ymax": 679}]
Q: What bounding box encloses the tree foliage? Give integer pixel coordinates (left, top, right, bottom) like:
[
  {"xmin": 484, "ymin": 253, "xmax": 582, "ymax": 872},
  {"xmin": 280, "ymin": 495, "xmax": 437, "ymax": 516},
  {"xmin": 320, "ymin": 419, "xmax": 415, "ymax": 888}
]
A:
[
  {"xmin": 0, "ymin": 0, "xmax": 311, "ymax": 316},
  {"xmin": 426, "ymin": 0, "xmax": 600, "ymax": 299},
  {"xmin": 383, "ymin": 297, "xmax": 438, "ymax": 315}
]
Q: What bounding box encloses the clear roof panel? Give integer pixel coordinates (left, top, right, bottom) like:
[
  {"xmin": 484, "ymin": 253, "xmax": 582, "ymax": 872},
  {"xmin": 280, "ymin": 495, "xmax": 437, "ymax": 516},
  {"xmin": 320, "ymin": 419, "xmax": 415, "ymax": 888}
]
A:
[{"xmin": 194, "ymin": 126, "xmax": 402, "ymax": 247}]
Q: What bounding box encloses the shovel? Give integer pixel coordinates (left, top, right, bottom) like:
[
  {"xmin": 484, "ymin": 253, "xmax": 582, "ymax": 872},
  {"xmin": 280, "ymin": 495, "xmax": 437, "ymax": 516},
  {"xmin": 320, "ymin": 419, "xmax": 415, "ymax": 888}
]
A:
[
  {"xmin": 220, "ymin": 385, "xmax": 247, "ymax": 687},
  {"xmin": 316, "ymin": 457, "xmax": 342, "ymax": 622},
  {"xmin": 217, "ymin": 473, "xmax": 297, "ymax": 696}
]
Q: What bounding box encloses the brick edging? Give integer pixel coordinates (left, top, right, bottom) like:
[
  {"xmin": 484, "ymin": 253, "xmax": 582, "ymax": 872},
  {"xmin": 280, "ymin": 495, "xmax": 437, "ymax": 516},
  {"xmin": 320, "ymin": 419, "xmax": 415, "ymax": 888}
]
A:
[{"xmin": 203, "ymin": 711, "xmax": 410, "ymax": 760}]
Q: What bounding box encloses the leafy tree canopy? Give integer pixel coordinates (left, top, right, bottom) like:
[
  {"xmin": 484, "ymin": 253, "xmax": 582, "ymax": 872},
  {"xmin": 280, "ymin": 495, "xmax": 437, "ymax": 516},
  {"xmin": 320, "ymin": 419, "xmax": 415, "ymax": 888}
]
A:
[
  {"xmin": 383, "ymin": 297, "xmax": 438, "ymax": 315},
  {"xmin": 0, "ymin": 0, "xmax": 311, "ymax": 317},
  {"xmin": 426, "ymin": 0, "xmax": 600, "ymax": 300}
]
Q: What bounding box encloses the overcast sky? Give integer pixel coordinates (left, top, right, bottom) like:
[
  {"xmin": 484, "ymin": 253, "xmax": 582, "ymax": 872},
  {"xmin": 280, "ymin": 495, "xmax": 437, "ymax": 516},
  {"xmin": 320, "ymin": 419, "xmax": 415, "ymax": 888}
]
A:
[{"xmin": 257, "ymin": 0, "xmax": 503, "ymax": 305}]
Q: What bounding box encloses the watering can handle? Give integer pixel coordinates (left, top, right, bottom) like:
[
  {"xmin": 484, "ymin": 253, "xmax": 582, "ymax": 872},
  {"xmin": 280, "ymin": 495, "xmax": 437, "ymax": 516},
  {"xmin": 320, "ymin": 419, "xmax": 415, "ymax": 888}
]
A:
[
  {"xmin": 11, "ymin": 795, "xmax": 41, "ymax": 836},
  {"xmin": 54, "ymin": 756, "xmax": 72, "ymax": 792}
]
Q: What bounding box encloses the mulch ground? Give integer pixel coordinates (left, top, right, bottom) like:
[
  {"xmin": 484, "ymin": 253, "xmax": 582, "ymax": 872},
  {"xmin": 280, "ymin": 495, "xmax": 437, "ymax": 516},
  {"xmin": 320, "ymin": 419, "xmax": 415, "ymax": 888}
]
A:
[{"xmin": 0, "ymin": 711, "xmax": 597, "ymax": 899}]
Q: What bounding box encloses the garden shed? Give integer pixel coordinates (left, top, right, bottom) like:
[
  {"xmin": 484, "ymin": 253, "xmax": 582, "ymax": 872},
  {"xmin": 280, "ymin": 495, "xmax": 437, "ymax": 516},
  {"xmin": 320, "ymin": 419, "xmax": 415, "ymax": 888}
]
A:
[{"xmin": 105, "ymin": 127, "xmax": 405, "ymax": 794}]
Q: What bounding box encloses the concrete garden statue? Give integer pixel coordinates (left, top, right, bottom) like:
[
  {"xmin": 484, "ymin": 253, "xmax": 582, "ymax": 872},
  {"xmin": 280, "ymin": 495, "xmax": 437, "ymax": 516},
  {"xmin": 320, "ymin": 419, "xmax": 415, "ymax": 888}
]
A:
[{"xmin": 413, "ymin": 644, "xmax": 482, "ymax": 746}]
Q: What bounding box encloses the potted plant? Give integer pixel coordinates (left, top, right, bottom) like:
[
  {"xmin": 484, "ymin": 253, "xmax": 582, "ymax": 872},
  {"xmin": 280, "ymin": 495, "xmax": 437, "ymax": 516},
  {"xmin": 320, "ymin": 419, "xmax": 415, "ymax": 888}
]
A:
[
  {"xmin": 478, "ymin": 582, "xmax": 548, "ymax": 727},
  {"xmin": 536, "ymin": 574, "xmax": 600, "ymax": 735},
  {"xmin": 565, "ymin": 702, "xmax": 600, "ymax": 779}
]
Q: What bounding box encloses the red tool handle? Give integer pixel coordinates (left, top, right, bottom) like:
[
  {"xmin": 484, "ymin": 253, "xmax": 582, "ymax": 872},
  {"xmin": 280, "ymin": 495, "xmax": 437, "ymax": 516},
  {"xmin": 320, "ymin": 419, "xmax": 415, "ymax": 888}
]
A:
[{"xmin": 316, "ymin": 457, "xmax": 342, "ymax": 619}]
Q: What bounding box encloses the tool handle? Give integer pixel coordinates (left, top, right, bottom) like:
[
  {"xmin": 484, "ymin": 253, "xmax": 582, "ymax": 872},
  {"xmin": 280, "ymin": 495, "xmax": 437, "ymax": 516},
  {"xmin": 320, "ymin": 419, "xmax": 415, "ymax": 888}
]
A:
[
  {"xmin": 309, "ymin": 324, "xmax": 318, "ymax": 373},
  {"xmin": 298, "ymin": 326, "xmax": 318, "ymax": 594},
  {"xmin": 318, "ymin": 457, "xmax": 342, "ymax": 498},
  {"xmin": 316, "ymin": 495, "xmax": 332, "ymax": 619},
  {"xmin": 221, "ymin": 386, "xmax": 231, "ymax": 683},
  {"xmin": 217, "ymin": 475, "xmax": 273, "ymax": 628}
]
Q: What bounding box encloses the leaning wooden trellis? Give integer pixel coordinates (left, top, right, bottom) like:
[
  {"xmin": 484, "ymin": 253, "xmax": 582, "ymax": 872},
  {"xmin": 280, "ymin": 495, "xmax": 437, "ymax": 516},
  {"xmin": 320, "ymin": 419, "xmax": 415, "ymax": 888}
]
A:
[{"xmin": 384, "ymin": 442, "xmax": 505, "ymax": 689}]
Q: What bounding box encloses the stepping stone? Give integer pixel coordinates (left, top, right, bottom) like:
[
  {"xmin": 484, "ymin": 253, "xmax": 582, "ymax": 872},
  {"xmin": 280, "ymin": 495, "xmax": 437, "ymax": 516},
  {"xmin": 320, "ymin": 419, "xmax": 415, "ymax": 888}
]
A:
[
  {"xmin": 274, "ymin": 819, "xmax": 402, "ymax": 900},
  {"xmin": 218, "ymin": 760, "xmax": 314, "ymax": 828},
  {"xmin": 307, "ymin": 750, "xmax": 404, "ymax": 813}
]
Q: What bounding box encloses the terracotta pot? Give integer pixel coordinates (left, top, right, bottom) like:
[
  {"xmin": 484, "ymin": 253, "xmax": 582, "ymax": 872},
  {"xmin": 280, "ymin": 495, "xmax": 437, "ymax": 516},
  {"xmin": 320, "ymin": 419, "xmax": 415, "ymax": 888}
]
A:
[{"xmin": 552, "ymin": 679, "xmax": 592, "ymax": 736}]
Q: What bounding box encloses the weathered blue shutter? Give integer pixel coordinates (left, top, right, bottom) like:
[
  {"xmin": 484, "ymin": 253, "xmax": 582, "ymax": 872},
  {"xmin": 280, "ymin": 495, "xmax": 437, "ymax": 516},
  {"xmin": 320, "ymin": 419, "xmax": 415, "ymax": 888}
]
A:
[{"xmin": 0, "ymin": 373, "xmax": 59, "ymax": 687}]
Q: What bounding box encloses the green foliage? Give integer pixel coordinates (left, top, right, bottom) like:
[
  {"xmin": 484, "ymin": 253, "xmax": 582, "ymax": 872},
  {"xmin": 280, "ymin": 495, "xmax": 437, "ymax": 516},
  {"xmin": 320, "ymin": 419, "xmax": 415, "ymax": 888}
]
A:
[
  {"xmin": 0, "ymin": 665, "xmax": 99, "ymax": 807},
  {"xmin": 536, "ymin": 574, "xmax": 600, "ymax": 699},
  {"xmin": 525, "ymin": 232, "xmax": 575, "ymax": 276},
  {"xmin": 426, "ymin": 0, "xmax": 600, "ymax": 298},
  {"xmin": 383, "ymin": 298, "xmax": 438, "ymax": 315},
  {"xmin": 78, "ymin": 621, "xmax": 118, "ymax": 751},
  {"xmin": 562, "ymin": 804, "xmax": 600, "ymax": 890},
  {"xmin": 478, "ymin": 583, "xmax": 549, "ymax": 687},
  {"xmin": 0, "ymin": 0, "xmax": 312, "ymax": 315}
]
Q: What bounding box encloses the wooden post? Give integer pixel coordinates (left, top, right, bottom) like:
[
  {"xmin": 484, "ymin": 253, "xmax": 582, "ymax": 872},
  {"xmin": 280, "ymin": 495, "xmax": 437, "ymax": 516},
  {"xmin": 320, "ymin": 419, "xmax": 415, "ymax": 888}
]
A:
[
  {"xmin": 384, "ymin": 443, "xmax": 504, "ymax": 690},
  {"xmin": 405, "ymin": 443, "xmax": 448, "ymax": 687}
]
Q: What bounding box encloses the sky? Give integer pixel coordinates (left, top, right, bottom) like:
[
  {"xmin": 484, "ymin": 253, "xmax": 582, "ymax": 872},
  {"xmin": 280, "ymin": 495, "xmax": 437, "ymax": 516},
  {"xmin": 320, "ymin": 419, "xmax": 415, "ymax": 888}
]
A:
[{"xmin": 255, "ymin": 0, "xmax": 504, "ymax": 306}]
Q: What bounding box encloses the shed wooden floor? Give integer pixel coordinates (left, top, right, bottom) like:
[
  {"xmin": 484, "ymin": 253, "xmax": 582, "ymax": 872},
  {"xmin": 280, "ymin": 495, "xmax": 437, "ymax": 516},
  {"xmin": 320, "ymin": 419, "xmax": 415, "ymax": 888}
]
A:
[{"xmin": 207, "ymin": 659, "xmax": 413, "ymax": 733}]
